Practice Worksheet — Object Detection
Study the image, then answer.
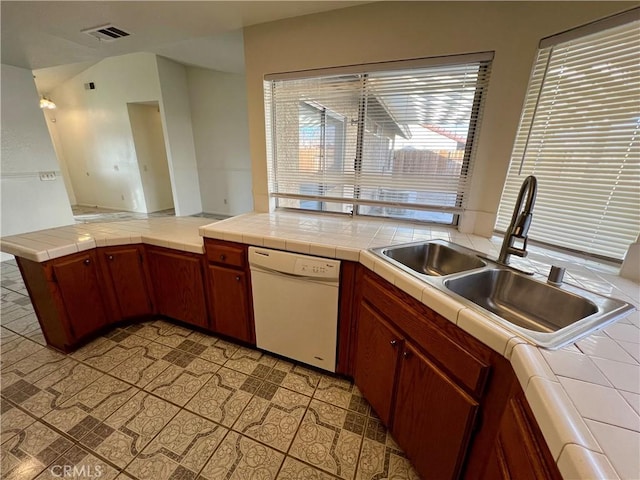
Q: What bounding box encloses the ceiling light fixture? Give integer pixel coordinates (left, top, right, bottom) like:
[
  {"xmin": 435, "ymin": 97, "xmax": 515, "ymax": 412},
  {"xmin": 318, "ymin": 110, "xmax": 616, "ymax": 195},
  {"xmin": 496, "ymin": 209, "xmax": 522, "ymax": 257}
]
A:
[{"xmin": 39, "ymin": 96, "xmax": 56, "ymax": 110}]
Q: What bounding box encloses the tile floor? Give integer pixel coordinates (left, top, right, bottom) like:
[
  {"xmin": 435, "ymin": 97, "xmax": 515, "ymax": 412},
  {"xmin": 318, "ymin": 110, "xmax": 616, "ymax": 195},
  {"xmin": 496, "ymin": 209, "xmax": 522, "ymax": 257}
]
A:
[
  {"xmin": 71, "ymin": 206, "xmax": 226, "ymax": 225},
  {"xmin": 0, "ymin": 259, "xmax": 421, "ymax": 480}
]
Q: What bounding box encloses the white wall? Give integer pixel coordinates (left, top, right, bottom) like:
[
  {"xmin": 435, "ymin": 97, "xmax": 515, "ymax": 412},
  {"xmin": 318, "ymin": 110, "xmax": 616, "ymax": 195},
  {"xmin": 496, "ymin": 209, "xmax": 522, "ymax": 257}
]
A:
[
  {"xmin": 1, "ymin": 64, "xmax": 74, "ymax": 259},
  {"xmin": 187, "ymin": 67, "xmax": 253, "ymax": 216},
  {"xmin": 50, "ymin": 52, "xmax": 162, "ymax": 212},
  {"xmin": 243, "ymin": 1, "xmax": 633, "ymax": 236},
  {"xmin": 156, "ymin": 57, "xmax": 202, "ymax": 216},
  {"xmin": 42, "ymin": 108, "xmax": 76, "ymax": 206},
  {"xmin": 127, "ymin": 103, "xmax": 174, "ymax": 212}
]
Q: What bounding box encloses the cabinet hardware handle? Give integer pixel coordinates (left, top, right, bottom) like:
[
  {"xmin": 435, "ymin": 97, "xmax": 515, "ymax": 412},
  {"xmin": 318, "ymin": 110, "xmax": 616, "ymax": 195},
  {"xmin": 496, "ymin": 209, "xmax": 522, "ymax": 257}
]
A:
[
  {"xmin": 235, "ymin": 276, "xmax": 241, "ymax": 281},
  {"xmin": 108, "ymin": 255, "xmax": 114, "ymax": 261},
  {"xmin": 390, "ymin": 339, "xmax": 398, "ymax": 347},
  {"xmin": 220, "ymin": 254, "xmax": 226, "ymax": 261},
  {"xmin": 84, "ymin": 259, "xmax": 91, "ymax": 265},
  {"xmin": 403, "ymin": 351, "xmax": 411, "ymax": 358}
]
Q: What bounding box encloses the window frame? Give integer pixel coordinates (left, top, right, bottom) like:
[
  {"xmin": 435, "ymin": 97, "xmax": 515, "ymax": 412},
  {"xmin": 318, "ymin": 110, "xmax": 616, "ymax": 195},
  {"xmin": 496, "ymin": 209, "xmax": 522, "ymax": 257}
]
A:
[
  {"xmin": 495, "ymin": 8, "xmax": 640, "ymax": 261},
  {"xmin": 264, "ymin": 52, "xmax": 494, "ymax": 225}
]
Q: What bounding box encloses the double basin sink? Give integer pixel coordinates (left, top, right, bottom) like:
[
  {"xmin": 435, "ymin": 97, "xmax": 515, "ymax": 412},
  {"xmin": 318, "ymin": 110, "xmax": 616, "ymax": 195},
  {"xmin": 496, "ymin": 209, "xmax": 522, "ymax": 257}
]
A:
[{"xmin": 371, "ymin": 240, "xmax": 636, "ymax": 349}]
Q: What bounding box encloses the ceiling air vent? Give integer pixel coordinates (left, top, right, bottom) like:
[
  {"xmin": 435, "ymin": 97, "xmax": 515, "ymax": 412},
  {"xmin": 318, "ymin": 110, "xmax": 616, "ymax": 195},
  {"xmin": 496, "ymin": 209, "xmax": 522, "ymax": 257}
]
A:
[{"xmin": 82, "ymin": 24, "xmax": 131, "ymax": 42}]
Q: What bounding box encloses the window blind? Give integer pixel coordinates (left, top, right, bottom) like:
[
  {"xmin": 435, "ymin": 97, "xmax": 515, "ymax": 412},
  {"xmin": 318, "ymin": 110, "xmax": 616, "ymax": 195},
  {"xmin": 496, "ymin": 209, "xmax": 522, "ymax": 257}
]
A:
[
  {"xmin": 496, "ymin": 13, "xmax": 640, "ymax": 260},
  {"xmin": 264, "ymin": 54, "xmax": 492, "ymax": 223}
]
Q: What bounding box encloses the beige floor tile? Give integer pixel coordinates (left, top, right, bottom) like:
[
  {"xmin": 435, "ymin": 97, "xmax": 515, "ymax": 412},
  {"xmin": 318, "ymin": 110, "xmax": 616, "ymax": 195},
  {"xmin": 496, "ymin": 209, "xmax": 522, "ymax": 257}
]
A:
[
  {"xmin": 355, "ymin": 438, "xmax": 420, "ymax": 480},
  {"xmin": 313, "ymin": 376, "xmax": 370, "ymax": 415},
  {"xmin": 3, "ymin": 313, "xmax": 41, "ymax": 336},
  {"xmin": 71, "ymin": 337, "xmax": 148, "ymax": 372},
  {"xmin": 69, "ymin": 337, "xmax": 110, "ymax": 360},
  {"xmin": 0, "ymin": 326, "xmax": 20, "ymax": 345},
  {"xmin": 42, "ymin": 375, "xmax": 138, "ymax": 440},
  {"xmin": 184, "ymin": 367, "xmax": 254, "ymax": 427},
  {"xmin": 143, "ymin": 356, "xmax": 218, "ymax": 406},
  {"xmin": 1, "ymin": 305, "xmax": 35, "ymax": 324},
  {"xmin": 184, "ymin": 330, "xmax": 217, "ymax": 346},
  {"xmin": 269, "ymin": 360, "xmax": 322, "ymax": 396},
  {"xmin": 25, "ymin": 330, "xmax": 47, "ymax": 346},
  {"xmin": 34, "ymin": 445, "xmax": 119, "ymax": 480},
  {"xmin": 131, "ymin": 320, "xmax": 192, "ymax": 348},
  {"xmin": 126, "ymin": 410, "xmax": 228, "ymax": 479},
  {"xmin": 225, "ymin": 346, "xmax": 278, "ymax": 376},
  {"xmin": 0, "ymin": 337, "xmax": 43, "ymax": 368},
  {"xmin": 289, "ymin": 400, "xmax": 365, "ymax": 480},
  {"xmin": 1, "ymin": 347, "xmax": 67, "ymax": 388},
  {"xmin": 199, "ymin": 431, "xmax": 284, "ymax": 480},
  {"xmin": 18, "ymin": 361, "xmax": 100, "ymax": 418},
  {"xmin": 233, "ymin": 385, "xmax": 310, "ymax": 452},
  {"xmin": 109, "ymin": 342, "xmax": 173, "ymax": 388},
  {"xmin": 83, "ymin": 391, "xmax": 180, "ymax": 468},
  {"xmin": 199, "ymin": 338, "xmax": 240, "ymax": 365},
  {"xmin": 1, "ymin": 421, "xmax": 74, "ymax": 480},
  {"xmin": 277, "ymin": 457, "xmax": 340, "ymax": 479},
  {"xmin": 1, "ymin": 400, "xmax": 36, "ymax": 443}
]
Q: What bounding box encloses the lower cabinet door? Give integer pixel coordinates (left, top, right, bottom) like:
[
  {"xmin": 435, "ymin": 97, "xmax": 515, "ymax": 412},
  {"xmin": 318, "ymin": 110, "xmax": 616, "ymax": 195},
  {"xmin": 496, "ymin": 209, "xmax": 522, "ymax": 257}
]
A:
[
  {"xmin": 393, "ymin": 343, "xmax": 479, "ymax": 480},
  {"xmin": 102, "ymin": 246, "xmax": 153, "ymax": 319},
  {"xmin": 481, "ymin": 391, "xmax": 562, "ymax": 480},
  {"xmin": 481, "ymin": 438, "xmax": 511, "ymax": 480},
  {"xmin": 52, "ymin": 251, "xmax": 110, "ymax": 340},
  {"xmin": 147, "ymin": 248, "xmax": 208, "ymax": 328},
  {"xmin": 354, "ymin": 302, "xmax": 402, "ymax": 425},
  {"xmin": 209, "ymin": 265, "xmax": 252, "ymax": 343}
]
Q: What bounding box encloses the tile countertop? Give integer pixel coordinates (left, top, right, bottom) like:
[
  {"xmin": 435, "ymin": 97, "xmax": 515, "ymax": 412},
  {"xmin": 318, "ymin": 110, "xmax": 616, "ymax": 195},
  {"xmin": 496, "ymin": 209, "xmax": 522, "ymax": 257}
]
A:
[
  {"xmin": 201, "ymin": 211, "xmax": 640, "ymax": 480},
  {"xmin": 0, "ymin": 216, "xmax": 212, "ymax": 261},
  {"xmin": 1, "ymin": 212, "xmax": 638, "ymax": 478}
]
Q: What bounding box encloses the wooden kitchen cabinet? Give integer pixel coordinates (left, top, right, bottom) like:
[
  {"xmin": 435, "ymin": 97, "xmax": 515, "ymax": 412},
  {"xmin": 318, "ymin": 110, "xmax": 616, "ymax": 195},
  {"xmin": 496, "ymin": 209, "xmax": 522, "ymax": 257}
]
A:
[
  {"xmin": 354, "ymin": 302, "xmax": 403, "ymax": 425},
  {"xmin": 50, "ymin": 250, "xmax": 111, "ymax": 342},
  {"xmin": 99, "ymin": 245, "xmax": 154, "ymax": 319},
  {"xmin": 204, "ymin": 239, "xmax": 255, "ymax": 344},
  {"xmin": 480, "ymin": 386, "xmax": 562, "ymax": 480},
  {"xmin": 146, "ymin": 246, "xmax": 209, "ymax": 328},
  {"xmin": 336, "ymin": 261, "xmax": 360, "ymax": 376},
  {"xmin": 351, "ymin": 268, "xmax": 503, "ymax": 480},
  {"xmin": 208, "ymin": 265, "xmax": 253, "ymax": 342},
  {"xmin": 17, "ymin": 251, "xmax": 112, "ymax": 350},
  {"xmin": 393, "ymin": 342, "xmax": 479, "ymax": 479},
  {"xmin": 18, "ymin": 244, "xmax": 209, "ymax": 350}
]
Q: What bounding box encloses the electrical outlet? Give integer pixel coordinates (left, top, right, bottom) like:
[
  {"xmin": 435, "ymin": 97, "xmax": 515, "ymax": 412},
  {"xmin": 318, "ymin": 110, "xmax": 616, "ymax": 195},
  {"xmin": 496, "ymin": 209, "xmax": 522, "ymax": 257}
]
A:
[{"xmin": 39, "ymin": 171, "xmax": 56, "ymax": 181}]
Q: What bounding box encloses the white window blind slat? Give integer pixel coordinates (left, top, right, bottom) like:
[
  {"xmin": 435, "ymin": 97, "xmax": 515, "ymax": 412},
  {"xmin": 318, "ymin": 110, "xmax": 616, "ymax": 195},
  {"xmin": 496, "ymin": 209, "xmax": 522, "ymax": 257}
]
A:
[
  {"xmin": 496, "ymin": 17, "xmax": 640, "ymax": 260},
  {"xmin": 265, "ymin": 57, "xmax": 491, "ymax": 223}
]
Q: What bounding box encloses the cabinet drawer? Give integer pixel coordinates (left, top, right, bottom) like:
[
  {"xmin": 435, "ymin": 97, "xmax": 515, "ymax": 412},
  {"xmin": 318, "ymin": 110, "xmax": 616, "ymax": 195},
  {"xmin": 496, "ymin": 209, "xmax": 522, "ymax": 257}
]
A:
[
  {"xmin": 362, "ymin": 271, "xmax": 491, "ymax": 398},
  {"xmin": 205, "ymin": 239, "xmax": 246, "ymax": 268}
]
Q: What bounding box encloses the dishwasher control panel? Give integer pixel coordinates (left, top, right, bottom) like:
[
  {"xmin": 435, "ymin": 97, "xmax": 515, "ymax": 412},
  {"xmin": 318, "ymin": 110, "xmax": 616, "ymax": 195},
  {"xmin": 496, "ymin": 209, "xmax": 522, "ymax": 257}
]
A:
[
  {"xmin": 294, "ymin": 258, "xmax": 338, "ymax": 278},
  {"xmin": 249, "ymin": 247, "xmax": 341, "ymax": 282}
]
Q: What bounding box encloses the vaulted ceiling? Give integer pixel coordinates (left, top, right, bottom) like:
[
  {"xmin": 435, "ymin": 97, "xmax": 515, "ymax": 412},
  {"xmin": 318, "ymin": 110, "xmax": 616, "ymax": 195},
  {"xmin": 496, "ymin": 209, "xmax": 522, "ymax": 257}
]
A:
[{"xmin": 2, "ymin": 1, "xmax": 369, "ymax": 91}]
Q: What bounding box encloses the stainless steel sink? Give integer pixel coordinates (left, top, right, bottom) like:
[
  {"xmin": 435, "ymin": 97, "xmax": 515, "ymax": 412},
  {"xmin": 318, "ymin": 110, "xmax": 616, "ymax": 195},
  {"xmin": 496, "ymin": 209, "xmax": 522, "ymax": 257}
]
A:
[
  {"xmin": 369, "ymin": 240, "xmax": 636, "ymax": 349},
  {"xmin": 444, "ymin": 268, "xmax": 634, "ymax": 348},
  {"xmin": 373, "ymin": 240, "xmax": 486, "ymax": 277},
  {"xmin": 445, "ymin": 269, "xmax": 598, "ymax": 332}
]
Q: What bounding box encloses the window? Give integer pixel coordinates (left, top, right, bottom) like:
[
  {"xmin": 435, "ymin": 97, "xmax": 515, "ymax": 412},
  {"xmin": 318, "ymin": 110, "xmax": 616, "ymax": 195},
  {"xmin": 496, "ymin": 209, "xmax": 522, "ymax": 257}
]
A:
[
  {"xmin": 264, "ymin": 53, "xmax": 493, "ymax": 224},
  {"xmin": 496, "ymin": 9, "xmax": 640, "ymax": 260}
]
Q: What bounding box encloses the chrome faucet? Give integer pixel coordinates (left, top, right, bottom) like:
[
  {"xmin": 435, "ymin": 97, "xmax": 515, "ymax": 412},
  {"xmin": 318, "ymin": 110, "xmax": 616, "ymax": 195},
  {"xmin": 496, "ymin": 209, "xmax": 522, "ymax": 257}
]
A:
[{"xmin": 498, "ymin": 175, "xmax": 538, "ymax": 266}]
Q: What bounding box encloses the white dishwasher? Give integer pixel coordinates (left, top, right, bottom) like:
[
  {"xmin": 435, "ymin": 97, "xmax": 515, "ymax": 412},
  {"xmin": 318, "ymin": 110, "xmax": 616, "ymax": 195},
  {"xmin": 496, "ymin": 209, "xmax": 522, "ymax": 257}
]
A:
[{"xmin": 249, "ymin": 247, "xmax": 340, "ymax": 372}]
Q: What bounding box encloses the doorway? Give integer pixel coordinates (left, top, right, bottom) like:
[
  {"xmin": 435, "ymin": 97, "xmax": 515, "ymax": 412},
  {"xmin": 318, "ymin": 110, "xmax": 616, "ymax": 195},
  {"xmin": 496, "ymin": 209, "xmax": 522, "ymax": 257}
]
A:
[{"xmin": 127, "ymin": 101, "xmax": 174, "ymax": 213}]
